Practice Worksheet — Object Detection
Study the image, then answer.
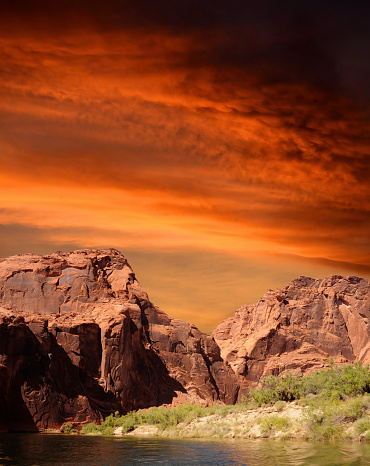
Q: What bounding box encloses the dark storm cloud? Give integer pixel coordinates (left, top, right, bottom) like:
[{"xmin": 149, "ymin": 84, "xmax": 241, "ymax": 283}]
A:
[{"xmin": 2, "ymin": 0, "xmax": 370, "ymax": 95}]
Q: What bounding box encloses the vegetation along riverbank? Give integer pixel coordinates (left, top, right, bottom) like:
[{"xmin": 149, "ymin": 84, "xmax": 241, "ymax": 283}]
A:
[{"xmin": 63, "ymin": 362, "xmax": 370, "ymax": 441}]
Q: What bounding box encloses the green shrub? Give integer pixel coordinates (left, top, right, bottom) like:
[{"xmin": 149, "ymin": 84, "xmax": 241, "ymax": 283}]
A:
[
  {"xmin": 257, "ymin": 415, "xmax": 290, "ymax": 435},
  {"xmin": 275, "ymin": 401, "xmax": 286, "ymax": 412},
  {"xmin": 250, "ymin": 372, "xmax": 301, "ymax": 405},
  {"xmin": 62, "ymin": 422, "xmax": 77, "ymax": 434},
  {"xmin": 101, "ymin": 411, "xmax": 137, "ymax": 434},
  {"xmin": 250, "ymin": 362, "xmax": 370, "ymax": 405},
  {"xmin": 81, "ymin": 422, "xmax": 100, "ymax": 434},
  {"xmin": 337, "ymin": 397, "xmax": 367, "ymax": 422},
  {"xmin": 308, "ymin": 423, "xmax": 342, "ymax": 441},
  {"xmin": 303, "ymin": 395, "xmax": 370, "ymax": 441},
  {"xmin": 354, "ymin": 416, "xmax": 370, "ymax": 435}
]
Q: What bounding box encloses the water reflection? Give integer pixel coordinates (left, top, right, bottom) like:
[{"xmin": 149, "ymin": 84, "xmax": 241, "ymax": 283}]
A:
[
  {"xmin": 230, "ymin": 440, "xmax": 370, "ymax": 465},
  {"xmin": 1, "ymin": 434, "xmax": 370, "ymax": 465}
]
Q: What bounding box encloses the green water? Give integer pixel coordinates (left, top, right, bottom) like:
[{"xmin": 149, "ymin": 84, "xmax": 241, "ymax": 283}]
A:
[{"xmin": 1, "ymin": 434, "xmax": 370, "ymax": 465}]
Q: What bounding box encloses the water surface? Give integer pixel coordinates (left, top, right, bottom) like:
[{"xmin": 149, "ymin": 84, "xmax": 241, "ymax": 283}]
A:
[{"xmin": 1, "ymin": 434, "xmax": 370, "ymax": 465}]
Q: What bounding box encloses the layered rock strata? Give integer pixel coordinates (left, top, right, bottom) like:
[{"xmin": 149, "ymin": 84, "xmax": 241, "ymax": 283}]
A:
[
  {"xmin": 0, "ymin": 249, "xmax": 238, "ymax": 432},
  {"xmin": 213, "ymin": 275, "xmax": 370, "ymax": 396}
]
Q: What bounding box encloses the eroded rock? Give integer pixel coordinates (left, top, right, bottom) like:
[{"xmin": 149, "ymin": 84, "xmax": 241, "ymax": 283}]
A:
[
  {"xmin": 213, "ymin": 275, "xmax": 370, "ymax": 397},
  {"xmin": 0, "ymin": 249, "xmax": 238, "ymax": 432}
]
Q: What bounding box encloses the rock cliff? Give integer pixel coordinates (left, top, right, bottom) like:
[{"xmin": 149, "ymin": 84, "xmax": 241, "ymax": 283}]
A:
[
  {"xmin": 213, "ymin": 275, "xmax": 370, "ymax": 397},
  {"xmin": 1, "ymin": 250, "xmax": 369, "ymax": 432},
  {"xmin": 0, "ymin": 249, "xmax": 238, "ymax": 432}
]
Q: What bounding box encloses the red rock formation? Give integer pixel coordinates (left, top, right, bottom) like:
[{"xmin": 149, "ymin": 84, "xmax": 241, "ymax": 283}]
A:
[
  {"xmin": 213, "ymin": 275, "xmax": 370, "ymax": 397},
  {"xmin": 0, "ymin": 249, "xmax": 238, "ymax": 432},
  {"xmin": 2, "ymin": 251, "xmax": 369, "ymax": 431}
]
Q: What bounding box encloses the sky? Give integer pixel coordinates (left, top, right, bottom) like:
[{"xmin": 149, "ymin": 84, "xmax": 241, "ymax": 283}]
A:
[{"xmin": 0, "ymin": 1, "xmax": 369, "ymax": 332}]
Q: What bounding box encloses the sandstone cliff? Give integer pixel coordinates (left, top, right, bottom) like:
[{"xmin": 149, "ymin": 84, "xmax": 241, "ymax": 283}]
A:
[
  {"xmin": 0, "ymin": 249, "xmax": 238, "ymax": 432},
  {"xmin": 213, "ymin": 275, "xmax": 370, "ymax": 396},
  {"xmin": 2, "ymin": 250, "xmax": 369, "ymax": 432}
]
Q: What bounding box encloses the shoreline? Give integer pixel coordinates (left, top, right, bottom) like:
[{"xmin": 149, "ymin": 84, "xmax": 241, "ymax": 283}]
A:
[
  {"xmin": 75, "ymin": 396, "xmax": 370, "ymax": 442},
  {"xmin": 7, "ymin": 397, "xmax": 370, "ymax": 443},
  {"xmin": 113, "ymin": 403, "xmax": 306, "ymax": 440},
  {"xmin": 114, "ymin": 403, "xmax": 370, "ymax": 442}
]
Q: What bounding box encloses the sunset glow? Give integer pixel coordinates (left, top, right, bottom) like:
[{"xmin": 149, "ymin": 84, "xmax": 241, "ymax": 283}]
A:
[{"xmin": 1, "ymin": 2, "xmax": 369, "ymax": 331}]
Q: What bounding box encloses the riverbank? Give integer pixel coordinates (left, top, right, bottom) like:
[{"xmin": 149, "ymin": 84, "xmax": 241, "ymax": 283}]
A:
[
  {"xmin": 104, "ymin": 396, "xmax": 370, "ymax": 441},
  {"xmin": 75, "ymin": 394, "xmax": 370, "ymax": 441},
  {"xmin": 75, "ymin": 362, "xmax": 370, "ymax": 442},
  {"xmin": 113, "ymin": 402, "xmax": 305, "ymax": 440}
]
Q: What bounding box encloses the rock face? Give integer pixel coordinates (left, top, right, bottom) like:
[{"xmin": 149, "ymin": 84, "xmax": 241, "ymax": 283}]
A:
[
  {"xmin": 0, "ymin": 249, "xmax": 238, "ymax": 432},
  {"xmin": 213, "ymin": 275, "xmax": 370, "ymax": 397},
  {"xmin": 2, "ymin": 251, "xmax": 369, "ymax": 432}
]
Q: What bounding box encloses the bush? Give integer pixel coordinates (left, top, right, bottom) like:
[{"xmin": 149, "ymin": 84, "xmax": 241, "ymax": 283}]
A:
[
  {"xmin": 275, "ymin": 401, "xmax": 287, "ymax": 412},
  {"xmin": 303, "ymin": 362, "xmax": 370, "ymax": 399},
  {"xmin": 81, "ymin": 422, "xmax": 100, "ymax": 434},
  {"xmin": 250, "ymin": 362, "xmax": 370, "ymax": 406},
  {"xmin": 304, "ymin": 395, "xmax": 370, "ymax": 440},
  {"xmin": 62, "ymin": 422, "xmax": 77, "ymax": 434},
  {"xmin": 308, "ymin": 423, "xmax": 342, "ymax": 441},
  {"xmin": 335, "ymin": 396, "xmax": 368, "ymax": 422},
  {"xmin": 250, "ymin": 372, "xmax": 301, "ymax": 404},
  {"xmin": 257, "ymin": 415, "xmax": 290, "ymax": 435},
  {"xmin": 354, "ymin": 417, "xmax": 370, "ymax": 435}
]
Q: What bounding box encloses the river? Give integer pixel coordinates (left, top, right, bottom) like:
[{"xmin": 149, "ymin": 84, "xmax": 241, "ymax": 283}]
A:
[{"xmin": 1, "ymin": 434, "xmax": 370, "ymax": 465}]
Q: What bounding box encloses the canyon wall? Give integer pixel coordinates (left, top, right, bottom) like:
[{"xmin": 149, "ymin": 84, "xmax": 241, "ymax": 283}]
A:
[
  {"xmin": 213, "ymin": 275, "xmax": 370, "ymax": 396},
  {"xmin": 1, "ymin": 248, "xmax": 369, "ymax": 431},
  {"xmin": 0, "ymin": 249, "xmax": 238, "ymax": 432}
]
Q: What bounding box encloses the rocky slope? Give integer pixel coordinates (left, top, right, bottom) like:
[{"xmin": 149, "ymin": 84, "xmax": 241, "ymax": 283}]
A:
[
  {"xmin": 213, "ymin": 275, "xmax": 370, "ymax": 396},
  {"xmin": 0, "ymin": 249, "xmax": 238, "ymax": 432}
]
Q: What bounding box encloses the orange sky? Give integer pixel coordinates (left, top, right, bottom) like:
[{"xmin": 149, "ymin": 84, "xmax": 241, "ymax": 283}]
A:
[{"xmin": 1, "ymin": 2, "xmax": 369, "ymax": 332}]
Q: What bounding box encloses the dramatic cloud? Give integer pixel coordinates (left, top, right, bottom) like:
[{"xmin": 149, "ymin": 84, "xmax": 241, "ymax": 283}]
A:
[{"xmin": 0, "ymin": 1, "xmax": 369, "ymax": 330}]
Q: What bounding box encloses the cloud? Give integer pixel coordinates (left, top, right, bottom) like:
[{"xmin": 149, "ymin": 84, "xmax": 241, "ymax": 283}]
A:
[{"xmin": 0, "ymin": 2, "xmax": 369, "ymax": 329}]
